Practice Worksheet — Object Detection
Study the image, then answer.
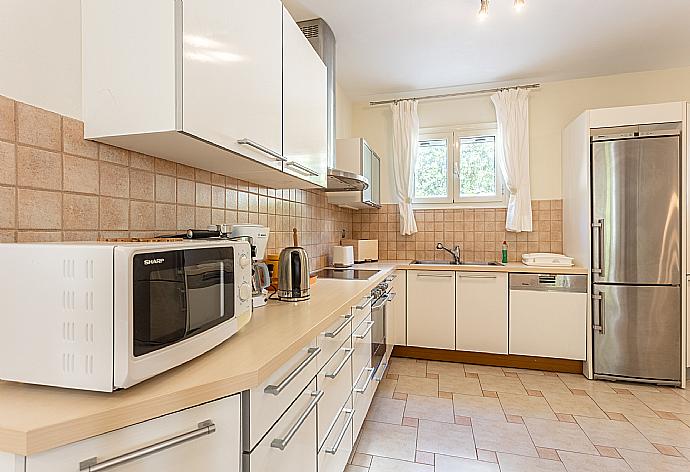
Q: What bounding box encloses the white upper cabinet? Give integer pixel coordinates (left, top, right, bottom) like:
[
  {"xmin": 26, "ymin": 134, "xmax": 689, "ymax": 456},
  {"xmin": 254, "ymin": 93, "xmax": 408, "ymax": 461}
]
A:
[
  {"xmin": 407, "ymin": 271, "xmax": 455, "ymax": 350},
  {"xmin": 456, "ymin": 272, "xmax": 508, "ymax": 354},
  {"xmin": 82, "ymin": 0, "xmax": 326, "ymax": 189},
  {"xmin": 183, "ymin": 0, "xmax": 283, "ymax": 170},
  {"xmin": 282, "ymin": 8, "xmax": 328, "ymax": 187}
]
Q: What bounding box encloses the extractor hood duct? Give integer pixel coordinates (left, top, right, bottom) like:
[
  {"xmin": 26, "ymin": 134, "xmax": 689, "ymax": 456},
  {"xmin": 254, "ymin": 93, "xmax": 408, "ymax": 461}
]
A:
[{"xmin": 298, "ymin": 18, "xmax": 367, "ymax": 192}]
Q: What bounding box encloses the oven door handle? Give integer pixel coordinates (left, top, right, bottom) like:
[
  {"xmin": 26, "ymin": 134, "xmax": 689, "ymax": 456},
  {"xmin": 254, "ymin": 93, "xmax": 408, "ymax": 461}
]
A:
[{"xmin": 371, "ymin": 296, "xmax": 388, "ymax": 310}]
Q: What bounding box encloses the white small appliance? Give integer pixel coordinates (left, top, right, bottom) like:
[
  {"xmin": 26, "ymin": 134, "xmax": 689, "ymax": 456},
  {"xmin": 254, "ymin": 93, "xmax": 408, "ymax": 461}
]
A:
[
  {"xmin": 230, "ymin": 224, "xmax": 271, "ymax": 308},
  {"xmin": 332, "ymin": 245, "xmax": 355, "ymax": 268},
  {"xmin": 341, "ymin": 239, "xmax": 379, "ymax": 263},
  {"xmin": 0, "ymin": 240, "xmax": 253, "ymax": 392}
]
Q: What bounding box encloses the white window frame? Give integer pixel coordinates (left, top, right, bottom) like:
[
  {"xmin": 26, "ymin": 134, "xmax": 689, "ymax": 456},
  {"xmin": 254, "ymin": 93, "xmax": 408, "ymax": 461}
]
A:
[{"xmin": 413, "ymin": 123, "xmax": 507, "ymax": 208}]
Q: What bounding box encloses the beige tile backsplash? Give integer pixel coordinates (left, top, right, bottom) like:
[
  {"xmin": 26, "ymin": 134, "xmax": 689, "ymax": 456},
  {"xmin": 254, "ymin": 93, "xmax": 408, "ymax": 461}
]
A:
[
  {"xmin": 0, "ymin": 94, "xmax": 563, "ymax": 266},
  {"xmin": 0, "ymin": 95, "xmax": 352, "ymax": 270},
  {"xmin": 351, "ymin": 202, "xmax": 563, "ymax": 263}
]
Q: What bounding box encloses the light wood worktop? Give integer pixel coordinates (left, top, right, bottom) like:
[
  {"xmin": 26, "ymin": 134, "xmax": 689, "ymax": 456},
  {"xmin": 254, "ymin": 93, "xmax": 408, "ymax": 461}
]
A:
[{"xmin": 0, "ymin": 264, "xmax": 397, "ymax": 456}]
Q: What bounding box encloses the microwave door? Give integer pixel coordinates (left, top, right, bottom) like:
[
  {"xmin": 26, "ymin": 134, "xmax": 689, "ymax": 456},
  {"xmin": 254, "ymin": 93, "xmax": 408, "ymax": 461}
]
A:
[{"xmin": 184, "ymin": 260, "xmax": 234, "ymax": 335}]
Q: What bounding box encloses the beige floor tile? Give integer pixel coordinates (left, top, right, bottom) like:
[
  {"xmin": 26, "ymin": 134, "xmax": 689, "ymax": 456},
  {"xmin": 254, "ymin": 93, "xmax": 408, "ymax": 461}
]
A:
[
  {"xmin": 632, "ymin": 391, "xmax": 690, "ymax": 415},
  {"xmin": 388, "ymin": 358, "xmax": 427, "ymax": 377},
  {"xmin": 368, "ymin": 456, "xmax": 433, "ymax": 472},
  {"xmin": 376, "ymin": 378, "xmax": 397, "ymax": 398},
  {"xmin": 543, "ymin": 391, "xmax": 607, "ymax": 419},
  {"xmin": 350, "ymin": 452, "xmax": 372, "ymax": 467},
  {"xmin": 609, "ymin": 381, "xmax": 663, "ymax": 394},
  {"xmin": 673, "ymin": 388, "xmax": 690, "ymax": 401},
  {"xmin": 452, "ymin": 393, "xmax": 506, "ymax": 421},
  {"xmin": 498, "ymin": 392, "xmax": 557, "ymax": 420},
  {"xmin": 366, "ymin": 397, "xmax": 406, "ymax": 425},
  {"xmin": 574, "ymin": 415, "xmax": 657, "ymax": 453},
  {"xmin": 677, "ymin": 446, "xmax": 690, "ymax": 460},
  {"xmin": 426, "ymin": 360, "xmax": 464, "ymax": 376},
  {"xmin": 519, "ymin": 374, "xmax": 571, "ymax": 394},
  {"xmin": 439, "ymin": 374, "xmax": 483, "ymax": 396},
  {"xmin": 404, "ymin": 394, "xmax": 454, "ymax": 423},
  {"xmin": 626, "ymin": 415, "xmax": 690, "ymax": 448},
  {"xmin": 558, "ymin": 450, "xmax": 632, "ymax": 472},
  {"xmin": 416, "ymin": 419, "xmax": 476, "ymax": 459},
  {"xmin": 503, "ymin": 367, "xmax": 546, "ymax": 376},
  {"xmin": 618, "ymin": 448, "xmax": 690, "ymax": 472},
  {"xmin": 395, "ymin": 375, "xmax": 438, "ymax": 397},
  {"xmin": 345, "ymin": 466, "xmax": 369, "ymax": 472},
  {"xmin": 356, "ymin": 420, "xmax": 418, "ymax": 461},
  {"xmin": 479, "ymin": 374, "xmax": 527, "ymax": 395},
  {"xmin": 557, "ymin": 373, "xmax": 616, "ymax": 394},
  {"xmin": 497, "ymin": 452, "xmax": 567, "ymax": 472},
  {"xmin": 472, "ymin": 418, "xmax": 538, "ymax": 457},
  {"xmin": 588, "ymin": 391, "xmax": 658, "ymax": 418},
  {"xmin": 523, "ymin": 417, "xmax": 598, "ymax": 454},
  {"xmin": 465, "ymin": 364, "xmax": 505, "ymax": 376},
  {"xmin": 435, "ymin": 454, "xmax": 500, "ymax": 472},
  {"xmin": 676, "ymin": 413, "xmax": 690, "ymax": 428}
]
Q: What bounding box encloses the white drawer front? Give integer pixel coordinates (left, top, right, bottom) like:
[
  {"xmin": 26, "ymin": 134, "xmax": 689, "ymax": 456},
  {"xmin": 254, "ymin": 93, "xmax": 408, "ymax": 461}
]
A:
[
  {"xmin": 318, "ymin": 397, "xmax": 354, "ymax": 472},
  {"xmin": 27, "ymin": 396, "xmax": 240, "ymax": 472},
  {"xmin": 244, "ymin": 379, "xmax": 319, "ymax": 472},
  {"xmin": 352, "ymin": 360, "xmax": 376, "ymax": 441},
  {"xmin": 351, "ymin": 316, "xmax": 373, "ymax": 389},
  {"xmin": 317, "ymin": 310, "xmax": 352, "ymax": 371},
  {"xmin": 246, "ymin": 340, "xmax": 319, "ymax": 449},
  {"xmin": 317, "ymin": 341, "xmax": 354, "ymax": 448}
]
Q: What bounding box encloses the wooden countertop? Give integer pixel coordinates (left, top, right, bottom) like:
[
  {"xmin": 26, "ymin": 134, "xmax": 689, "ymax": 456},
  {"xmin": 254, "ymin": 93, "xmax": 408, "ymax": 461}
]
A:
[{"xmin": 0, "ymin": 264, "xmax": 397, "ymax": 456}]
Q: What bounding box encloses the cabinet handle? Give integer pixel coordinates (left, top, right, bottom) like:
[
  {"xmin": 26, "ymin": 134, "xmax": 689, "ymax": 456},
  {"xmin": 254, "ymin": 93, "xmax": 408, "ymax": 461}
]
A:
[
  {"xmin": 264, "ymin": 347, "xmax": 320, "ymax": 396},
  {"xmin": 385, "ymin": 274, "xmax": 397, "ymax": 282},
  {"xmin": 355, "ymin": 295, "xmax": 374, "ymax": 310},
  {"xmin": 285, "ymin": 161, "xmax": 319, "ymax": 176},
  {"xmin": 387, "ymin": 292, "xmax": 397, "ymax": 301},
  {"xmin": 592, "ymin": 292, "xmax": 605, "ymax": 334},
  {"xmin": 324, "ymin": 314, "xmax": 352, "ymax": 338},
  {"xmin": 325, "ymin": 409, "xmax": 355, "ymax": 455},
  {"xmin": 325, "ymin": 348, "xmax": 354, "ymax": 379},
  {"xmin": 354, "ymin": 367, "xmax": 376, "ymax": 393},
  {"xmin": 354, "ymin": 320, "xmax": 375, "ymax": 339},
  {"xmin": 79, "ymin": 420, "xmax": 215, "ymax": 472},
  {"xmin": 237, "ymin": 138, "xmax": 287, "ymax": 162},
  {"xmin": 416, "ymin": 273, "xmax": 453, "ymax": 278},
  {"xmin": 457, "ymin": 274, "xmax": 497, "ymax": 279},
  {"xmin": 591, "ymin": 218, "xmax": 605, "ymax": 275},
  {"xmin": 270, "ymin": 390, "xmax": 324, "ymax": 450},
  {"xmin": 374, "ymin": 362, "xmax": 388, "ymax": 381}
]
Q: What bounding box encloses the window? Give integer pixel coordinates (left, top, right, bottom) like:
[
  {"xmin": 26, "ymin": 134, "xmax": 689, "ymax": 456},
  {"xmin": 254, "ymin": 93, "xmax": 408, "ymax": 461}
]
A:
[{"xmin": 413, "ymin": 124, "xmax": 505, "ymax": 206}]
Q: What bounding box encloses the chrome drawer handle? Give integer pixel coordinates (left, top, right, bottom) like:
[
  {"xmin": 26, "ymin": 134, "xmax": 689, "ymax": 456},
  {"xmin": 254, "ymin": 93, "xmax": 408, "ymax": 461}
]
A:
[
  {"xmin": 79, "ymin": 420, "xmax": 215, "ymax": 471},
  {"xmin": 237, "ymin": 138, "xmax": 286, "ymax": 162},
  {"xmin": 324, "ymin": 314, "xmax": 352, "ymax": 338},
  {"xmin": 325, "ymin": 409, "xmax": 355, "ymax": 455},
  {"xmin": 385, "ymin": 274, "xmax": 397, "ymax": 282},
  {"xmin": 387, "ymin": 292, "xmax": 397, "ymax": 301},
  {"xmin": 417, "ymin": 273, "xmax": 453, "ymax": 278},
  {"xmin": 264, "ymin": 347, "xmax": 321, "ymax": 396},
  {"xmin": 286, "ymin": 161, "xmax": 319, "ymax": 176},
  {"xmin": 354, "ymin": 367, "xmax": 376, "ymax": 393},
  {"xmin": 457, "ymin": 274, "xmax": 497, "ymax": 279},
  {"xmin": 375, "ymin": 362, "xmax": 388, "ymax": 381},
  {"xmin": 354, "ymin": 320, "xmax": 375, "ymax": 339},
  {"xmin": 355, "ymin": 295, "xmax": 373, "ymax": 310},
  {"xmin": 325, "ymin": 348, "xmax": 354, "ymax": 379},
  {"xmin": 270, "ymin": 390, "xmax": 323, "ymax": 450}
]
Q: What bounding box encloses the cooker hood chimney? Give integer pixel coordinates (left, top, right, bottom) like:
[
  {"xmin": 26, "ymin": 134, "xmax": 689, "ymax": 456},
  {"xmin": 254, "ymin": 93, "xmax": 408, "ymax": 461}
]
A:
[{"xmin": 297, "ymin": 18, "xmax": 368, "ymax": 192}]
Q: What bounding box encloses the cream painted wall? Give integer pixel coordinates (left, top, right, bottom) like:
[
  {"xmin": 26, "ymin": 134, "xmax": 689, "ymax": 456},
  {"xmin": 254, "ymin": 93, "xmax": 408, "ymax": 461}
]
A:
[{"xmin": 352, "ymin": 66, "xmax": 690, "ymax": 204}]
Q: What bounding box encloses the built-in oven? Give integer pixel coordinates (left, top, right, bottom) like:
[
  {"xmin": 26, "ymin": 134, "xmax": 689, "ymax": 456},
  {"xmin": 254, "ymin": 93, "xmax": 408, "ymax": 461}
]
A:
[{"xmin": 370, "ymin": 280, "xmax": 391, "ymax": 374}]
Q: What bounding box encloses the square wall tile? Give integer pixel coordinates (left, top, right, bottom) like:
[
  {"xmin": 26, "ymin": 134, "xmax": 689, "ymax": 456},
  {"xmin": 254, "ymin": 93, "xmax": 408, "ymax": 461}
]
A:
[
  {"xmin": 16, "ymin": 146, "xmax": 62, "ymax": 190},
  {"xmin": 99, "ymin": 197, "xmax": 129, "ymax": 230},
  {"xmin": 16, "ymin": 103, "xmax": 61, "ymax": 150},
  {"xmin": 63, "ymin": 154, "xmax": 99, "ymax": 194},
  {"xmin": 155, "ymin": 174, "xmax": 176, "ymax": 203},
  {"xmin": 0, "ymin": 186, "xmax": 16, "ymax": 228},
  {"xmin": 129, "ymin": 169, "xmax": 155, "ymax": 201},
  {"xmin": 62, "ymin": 117, "xmax": 98, "ymax": 159},
  {"xmin": 155, "ymin": 203, "xmax": 176, "ymax": 231},
  {"xmin": 63, "ymin": 194, "xmax": 99, "ymax": 230},
  {"xmin": 0, "ymin": 141, "xmax": 16, "ymax": 185},
  {"xmin": 99, "ymin": 162, "xmax": 130, "ymax": 198},
  {"xmin": 130, "ymin": 201, "xmax": 155, "ymax": 230},
  {"xmin": 176, "ymin": 179, "xmax": 195, "ymax": 205},
  {"xmin": 130, "ymin": 152, "xmax": 155, "ymax": 171},
  {"xmin": 176, "ymin": 164, "xmax": 195, "ymax": 180},
  {"xmin": 177, "ymin": 205, "xmax": 195, "ymax": 230},
  {"xmin": 98, "ymin": 144, "xmax": 129, "ymax": 166},
  {"xmin": 17, "ymin": 188, "xmax": 61, "ymax": 229},
  {"xmin": 0, "ymin": 95, "xmax": 15, "ymax": 141},
  {"xmin": 196, "ymin": 183, "xmax": 211, "ymax": 207}
]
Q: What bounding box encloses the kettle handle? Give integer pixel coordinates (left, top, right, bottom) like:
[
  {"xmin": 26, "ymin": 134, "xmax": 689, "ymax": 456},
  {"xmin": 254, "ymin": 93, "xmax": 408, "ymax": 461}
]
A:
[
  {"xmin": 258, "ymin": 263, "xmax": 271, "ymax": 289},
  {"xmin": 293, "ymin": 228, "xmax": 299, "ymax": 247}
]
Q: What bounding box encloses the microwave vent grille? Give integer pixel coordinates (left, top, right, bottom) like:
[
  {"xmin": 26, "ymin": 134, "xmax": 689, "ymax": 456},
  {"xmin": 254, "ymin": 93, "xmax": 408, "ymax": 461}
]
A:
[
  {"xmin": 86, "ymin": 259, "xmax": 95, "ymax": 279},
  {"xmin": 299, "ymin": 23, "xmax": 319, "ymax": 39},
  {"xmin": 85, "ymin": 354, "xmax": 94, "ymax": 375},
  {"xmin": 63, "ymin": 290, "xmax": 76, "ymax": 311},
  {"xmin": 62, "ymin": 352, "xmax": 75, "ymax": 373},
  {"xmin": 85, "ymin": 291, "xmax": 94, "ymax": 311},
  {"xmin": 85, "ymin": 323, "xmax": 95, "ymax": 343},
  {"xmin": 63, "ymin": 259, "xmax": 76, "ymax": 278},
  {"xmin": 62, "ymin": 321, "xmax": 76, "ymax": 342}
]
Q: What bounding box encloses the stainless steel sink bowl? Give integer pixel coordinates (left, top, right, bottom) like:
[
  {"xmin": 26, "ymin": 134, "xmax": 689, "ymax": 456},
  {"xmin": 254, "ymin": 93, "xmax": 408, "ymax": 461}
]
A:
[{"xmin": 411, "ymin": 260, "xmax": 504, "ymax": 266}]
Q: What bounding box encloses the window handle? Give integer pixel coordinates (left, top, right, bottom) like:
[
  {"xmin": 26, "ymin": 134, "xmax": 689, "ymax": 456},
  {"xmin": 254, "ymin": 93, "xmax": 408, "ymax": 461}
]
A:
[{"xmin": 453, "ymin": 162, "xmax": 460, "ymax": 179}]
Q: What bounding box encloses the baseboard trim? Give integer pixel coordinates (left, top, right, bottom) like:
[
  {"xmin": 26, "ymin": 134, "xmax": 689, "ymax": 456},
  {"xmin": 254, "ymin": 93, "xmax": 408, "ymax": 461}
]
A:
[{"xmin": 391, "ymin": 346, "xmax": 583, "ymax": 374}]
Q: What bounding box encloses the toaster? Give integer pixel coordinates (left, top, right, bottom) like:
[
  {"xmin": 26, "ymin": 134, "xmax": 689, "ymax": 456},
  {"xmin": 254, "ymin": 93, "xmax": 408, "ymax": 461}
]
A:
[{"xmin": 341, "ymin": 239, "xmax": 379, "ymax": 263}]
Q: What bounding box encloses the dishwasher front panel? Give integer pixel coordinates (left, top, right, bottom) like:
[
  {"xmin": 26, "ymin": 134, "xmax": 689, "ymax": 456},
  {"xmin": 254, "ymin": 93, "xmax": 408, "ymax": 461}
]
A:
[{"xmin": 592, "ymin": 284, "xmax": 681, "ymax": 384}]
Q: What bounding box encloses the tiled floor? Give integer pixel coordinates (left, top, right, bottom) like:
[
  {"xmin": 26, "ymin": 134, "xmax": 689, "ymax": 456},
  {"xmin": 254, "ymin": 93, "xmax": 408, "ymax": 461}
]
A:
[{"xmin": 347, "ymin": 357, "xmax": 690, "ymax": 472}]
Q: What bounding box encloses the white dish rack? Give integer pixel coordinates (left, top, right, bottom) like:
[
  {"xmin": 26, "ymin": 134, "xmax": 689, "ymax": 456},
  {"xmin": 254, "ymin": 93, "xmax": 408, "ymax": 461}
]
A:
[{"xmin": 522, "ymin": 253, "xmax": 574, "ymax": 267}]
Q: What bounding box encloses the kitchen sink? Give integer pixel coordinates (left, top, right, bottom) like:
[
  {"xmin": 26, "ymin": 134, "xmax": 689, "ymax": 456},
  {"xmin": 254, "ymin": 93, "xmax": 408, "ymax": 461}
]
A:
[{"xmin": 411, "ymin": 260, "xmax": 504, "ymax": 266}]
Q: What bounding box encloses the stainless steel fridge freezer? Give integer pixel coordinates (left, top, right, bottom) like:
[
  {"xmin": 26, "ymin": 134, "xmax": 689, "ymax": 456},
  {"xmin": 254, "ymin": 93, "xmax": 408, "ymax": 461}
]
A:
[{"xmin": 591, "ymin": 123, "xmax": 682, "ymax": 385}]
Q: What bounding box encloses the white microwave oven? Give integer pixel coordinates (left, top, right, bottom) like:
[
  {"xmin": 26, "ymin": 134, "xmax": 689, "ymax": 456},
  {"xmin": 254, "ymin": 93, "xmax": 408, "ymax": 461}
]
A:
[{"xmin": 0, "ymin": 240, "xmax": 253, "ymax": 392}]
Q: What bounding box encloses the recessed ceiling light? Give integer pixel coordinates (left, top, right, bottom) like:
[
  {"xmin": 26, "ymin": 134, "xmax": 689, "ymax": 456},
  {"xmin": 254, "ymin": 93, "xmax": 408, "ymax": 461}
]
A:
[
  {"xmin": 478, "ymin": 0, "xmax": 489, "ymax": 20},
  {"xmin": 514, "ymin": 0, "xmax": 526, "ymax": 12}
]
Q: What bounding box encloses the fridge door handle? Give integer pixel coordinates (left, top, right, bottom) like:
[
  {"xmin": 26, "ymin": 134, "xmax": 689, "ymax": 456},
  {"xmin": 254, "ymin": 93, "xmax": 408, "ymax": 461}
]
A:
[
  {"xmin": 592, "ymin": 292, "xmax": 605, "ymax": 334},
  {"xmin": 591, "ymin": 219, "xmax": 605, "ymax": 275}
]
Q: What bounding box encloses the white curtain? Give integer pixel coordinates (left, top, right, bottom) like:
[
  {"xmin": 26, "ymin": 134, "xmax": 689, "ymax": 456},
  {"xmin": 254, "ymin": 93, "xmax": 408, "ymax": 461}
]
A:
[
  {"xmin": 390, "ymin": 100, "xmax": 419, "ymax": 235},
  {"xmin": 491, "ymin": 89, "xmax": 533, "ymax": 232}
]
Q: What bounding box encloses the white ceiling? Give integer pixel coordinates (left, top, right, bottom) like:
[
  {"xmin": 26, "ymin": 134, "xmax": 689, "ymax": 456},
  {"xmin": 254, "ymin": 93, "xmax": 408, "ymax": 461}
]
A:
[{"xmin": 282, "ymin": 0, "xmax": 690, "ymax": 99}]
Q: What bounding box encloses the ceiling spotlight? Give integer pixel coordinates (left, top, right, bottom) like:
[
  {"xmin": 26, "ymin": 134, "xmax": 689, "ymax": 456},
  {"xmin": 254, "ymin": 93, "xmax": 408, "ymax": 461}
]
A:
[
  {"xmin": 478, "ymin": 0, "xmax": 489, "ymax": 20},
  {"xmin": 514, "ymin": 0, "xmax": 526, "ymax": 11}
]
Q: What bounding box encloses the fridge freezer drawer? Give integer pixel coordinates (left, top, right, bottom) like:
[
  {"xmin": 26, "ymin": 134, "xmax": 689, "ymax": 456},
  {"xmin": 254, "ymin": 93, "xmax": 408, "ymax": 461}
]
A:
[{"xmin": 592, "ymin": 284, "xmax": 681, "ymax": 383}]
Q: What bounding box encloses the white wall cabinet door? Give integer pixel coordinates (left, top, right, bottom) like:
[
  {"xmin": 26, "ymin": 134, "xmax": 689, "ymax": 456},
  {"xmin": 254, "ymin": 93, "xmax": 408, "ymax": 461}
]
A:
[
  {"xmin": 456, "ymin": 272, "xmax": 508, "ymax": 354},
  {"xmin": 26, "ymin": 395, "xmax": 240, "ymax": 472},
  {"xmin": 387, "ymin": 271, "xmax": 407, "ymax": 346},
  {"xmin": 282, "ymin": 7, "xmax": 328, "ymax": 187},
  {"xmin": 182, "ymin": 0, "xmax": 283, "ymax": 169},
  {"xmin": 407, "ymin": 271, "xmax": 456, "ymax": 350}
]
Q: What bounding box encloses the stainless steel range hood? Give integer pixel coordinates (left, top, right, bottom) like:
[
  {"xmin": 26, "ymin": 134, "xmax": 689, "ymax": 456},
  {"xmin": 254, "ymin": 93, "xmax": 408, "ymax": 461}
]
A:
[{"xmin": 298, "ymin": 18, "xmax": 367, "ymax": 193}]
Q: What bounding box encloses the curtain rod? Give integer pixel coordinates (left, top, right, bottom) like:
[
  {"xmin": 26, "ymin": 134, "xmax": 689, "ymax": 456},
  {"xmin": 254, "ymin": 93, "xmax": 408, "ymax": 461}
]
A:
[{"xmin": 368, "ymin": 83, "xmax": 541, "ymax": 106}]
